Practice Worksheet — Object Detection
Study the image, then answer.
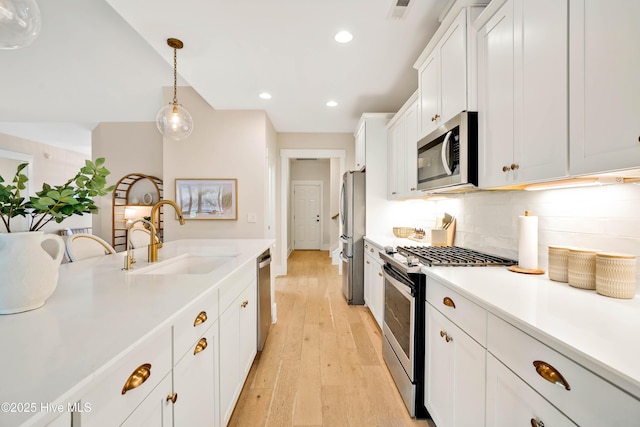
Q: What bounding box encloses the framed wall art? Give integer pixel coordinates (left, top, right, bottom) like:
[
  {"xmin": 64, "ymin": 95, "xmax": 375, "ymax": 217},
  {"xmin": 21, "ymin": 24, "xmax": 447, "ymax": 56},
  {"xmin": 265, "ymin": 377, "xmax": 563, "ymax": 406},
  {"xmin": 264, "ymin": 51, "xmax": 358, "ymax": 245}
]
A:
[{"xmin": 175, "ymin": 178, "xmax": 238, "ymax": 220}]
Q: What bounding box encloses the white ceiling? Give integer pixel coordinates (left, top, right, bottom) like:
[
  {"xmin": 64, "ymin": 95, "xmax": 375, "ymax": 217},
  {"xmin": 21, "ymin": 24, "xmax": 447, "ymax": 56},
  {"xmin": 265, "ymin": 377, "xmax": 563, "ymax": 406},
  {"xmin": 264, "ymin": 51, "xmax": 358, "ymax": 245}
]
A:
[{"xmin": 0, "ymin": 0, "xmax": 449, "ymax": 152}]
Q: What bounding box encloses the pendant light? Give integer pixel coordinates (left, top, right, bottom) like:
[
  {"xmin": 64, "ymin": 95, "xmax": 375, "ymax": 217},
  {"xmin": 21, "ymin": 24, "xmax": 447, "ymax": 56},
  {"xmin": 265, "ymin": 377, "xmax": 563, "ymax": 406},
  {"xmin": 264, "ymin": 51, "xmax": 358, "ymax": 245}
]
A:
[
  {"xmin": 156, "ymin": 37, "xmax": 193, "ymax": 141},
  {"xmin": 0, "ymin": 0, "xmax": 41, "ymax": 49}
]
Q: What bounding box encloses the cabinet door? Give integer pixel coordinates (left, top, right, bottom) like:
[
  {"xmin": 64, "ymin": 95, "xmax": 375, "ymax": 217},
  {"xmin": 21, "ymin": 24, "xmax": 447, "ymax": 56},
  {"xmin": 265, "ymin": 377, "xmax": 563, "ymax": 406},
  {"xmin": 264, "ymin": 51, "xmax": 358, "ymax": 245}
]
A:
[
  {"xmin": 239, "ymin": 280, "xmax": 258, "ymax": 379},
  {"xmin": 120, "ymin": 373, "xmax": 173, "ymax": 427},
  {"xmin": 219, "ymin": 300, "xmax": 240, "ymax": 426},
  {"xmin": 404, "ymin": 100, "xmax": 419, "ymax": 195},
  {"xmin": 173, "ymin": 322, "xmax": 218, "ymax": 427},
  {"xmin": 425, "ymin": 304, "xmax": 485, "ymax": 427},
  {"xmin": 387, "ymin": 119, "xmax": 402, "ymax": 199},
  {"xmin": 370, "ymin": 257, "xmax": 384, "ymax": 330},
  {"xmin": 419, "ymin": 53, "xmax": 440, "ymax": 139},
  {"xmin": 570, "ymin": 0, "xmax": 640, "ymax": 175},
  {"xmin": 439, "ymin": 10, "xmax": 467, "ymax": 123},
  {"xmin": 478, "ymin": 0, "xmax": 515, "ymax": 188},
  {"xmin": 364, "ymin": 249, "xmax": 374, "ymax": 306},
  {"xmin": 486, "ymin": 354, "xmax": 576, "ymax": 427},
  {"xmin": 355, "ymin": 121, "xmax": 366, "ymax": 171},
  {"xmin": 515, "ymin": 0, "xmax": 568, "ymax": 183}
]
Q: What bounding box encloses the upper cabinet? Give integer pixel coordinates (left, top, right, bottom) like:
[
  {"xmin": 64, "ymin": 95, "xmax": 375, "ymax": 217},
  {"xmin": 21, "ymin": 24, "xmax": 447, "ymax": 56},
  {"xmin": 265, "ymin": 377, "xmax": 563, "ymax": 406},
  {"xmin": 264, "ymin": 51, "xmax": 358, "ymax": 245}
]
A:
[
  {"xmin": 416, "ymin": 7, "xmax": 484, "ymax": 140},
  {"xmin": 387, "ymin": 91, "xmax": 419, "ymax": 200},
  {"xmin": 476, "ymin": 0, "xmax": 568, "ymax": 188},
  {"xmin": 354, "ymin": 120, "xmax": 366, "ymax": 171},
  {"xmin": 569, "ymin": 0, "xmax": 640, "ymax": 176}
]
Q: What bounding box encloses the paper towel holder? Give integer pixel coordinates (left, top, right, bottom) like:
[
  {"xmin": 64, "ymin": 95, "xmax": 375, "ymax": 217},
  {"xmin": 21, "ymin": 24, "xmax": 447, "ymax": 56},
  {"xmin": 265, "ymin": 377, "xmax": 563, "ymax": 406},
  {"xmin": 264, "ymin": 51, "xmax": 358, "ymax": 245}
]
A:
[{"xmin": 509, "ymin": 210, "xmax": 545, "ymax": 275}]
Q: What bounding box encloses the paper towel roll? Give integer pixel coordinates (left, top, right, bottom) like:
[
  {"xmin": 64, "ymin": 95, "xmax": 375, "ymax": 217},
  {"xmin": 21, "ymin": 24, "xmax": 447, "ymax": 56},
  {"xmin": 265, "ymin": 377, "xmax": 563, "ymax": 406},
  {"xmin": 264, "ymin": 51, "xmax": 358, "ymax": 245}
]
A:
[{"xmin": 518, "ymin": 211, "xmax": 538, "ymax": 270}]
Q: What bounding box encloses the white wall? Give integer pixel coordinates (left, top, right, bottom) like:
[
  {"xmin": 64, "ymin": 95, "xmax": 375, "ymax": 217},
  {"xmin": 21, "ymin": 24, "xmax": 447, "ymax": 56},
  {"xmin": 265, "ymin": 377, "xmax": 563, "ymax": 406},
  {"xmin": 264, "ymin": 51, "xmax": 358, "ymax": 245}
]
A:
[{"xmin": 0, "ymin": 133, "xmax": 91, "ymax": 233}]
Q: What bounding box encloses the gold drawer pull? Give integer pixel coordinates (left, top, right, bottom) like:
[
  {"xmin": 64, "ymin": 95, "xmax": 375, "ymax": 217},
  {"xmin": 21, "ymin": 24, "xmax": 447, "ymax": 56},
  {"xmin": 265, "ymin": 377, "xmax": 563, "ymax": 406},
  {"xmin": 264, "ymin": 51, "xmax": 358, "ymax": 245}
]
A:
[
  {"xmin": 121, "ymin": 363, "xmax": 151, "ymax": 395},
  {"xmin": 378, "ymin": 272, "xmax": 383, "ymax": 277},
  {"xmin": 530, "ymin": 418, "xmax": 544, "ymax": 427},
  {"xmin": 193, "ymin": 311, "xmax": 208, "ymax": 327},
  {"xmin": 443, "ymin": 297, "xmax": 456, "ymax": 308},
  {"xmin": 533, "ymin": 360, "xmax": 570, "ymax": 390},
  {"xmin": 194, "ymin": 338, "xmax": 208, "ymax": 355},
  {"xmin": 241, "ymin": 300, "xmax": 249, "ymax": 308},
  {"xmin": 370, "ymin": 248, "xmax": 374, "ymax": 253},
  {"xmin": 440, "ymin": 330, "xmax": 453, "ymax": 343},
  {"xmin": 166, "ymin": 393, "xmax": 178, "ymax": 404}
]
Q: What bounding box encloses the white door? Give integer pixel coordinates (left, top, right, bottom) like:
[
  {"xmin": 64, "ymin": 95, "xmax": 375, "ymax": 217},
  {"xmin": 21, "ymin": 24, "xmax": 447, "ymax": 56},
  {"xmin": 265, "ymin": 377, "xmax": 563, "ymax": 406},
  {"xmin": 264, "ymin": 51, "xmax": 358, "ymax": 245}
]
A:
[{"xmin": 293, "ymin": 184, "xmax": 321, "ymax": 250}]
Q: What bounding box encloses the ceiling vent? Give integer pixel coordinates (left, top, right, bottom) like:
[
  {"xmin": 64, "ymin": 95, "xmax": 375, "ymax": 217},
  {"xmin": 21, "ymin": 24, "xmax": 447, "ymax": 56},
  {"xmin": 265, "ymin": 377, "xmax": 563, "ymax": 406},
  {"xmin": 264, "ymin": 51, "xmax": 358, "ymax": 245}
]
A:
[{"xmin": 388, "ymin": 0, "xmax": 412, "ymax": 20}]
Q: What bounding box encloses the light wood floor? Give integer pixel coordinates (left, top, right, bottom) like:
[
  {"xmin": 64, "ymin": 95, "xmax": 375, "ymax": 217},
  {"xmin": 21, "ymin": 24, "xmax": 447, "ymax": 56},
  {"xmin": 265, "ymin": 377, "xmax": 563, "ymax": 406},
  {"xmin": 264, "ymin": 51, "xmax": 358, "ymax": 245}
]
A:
[{"xmin": 229, "ymin": 250, "xmax": 434, "ymax": 427}]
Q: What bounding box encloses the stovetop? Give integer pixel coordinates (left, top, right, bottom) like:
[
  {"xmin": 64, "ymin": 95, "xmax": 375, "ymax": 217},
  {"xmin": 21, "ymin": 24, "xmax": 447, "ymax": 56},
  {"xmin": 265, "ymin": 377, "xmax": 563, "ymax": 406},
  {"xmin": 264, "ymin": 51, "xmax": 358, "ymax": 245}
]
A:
[{"xmin": 396, "ymin": 245, "xmax": 517, "ymax": 267}]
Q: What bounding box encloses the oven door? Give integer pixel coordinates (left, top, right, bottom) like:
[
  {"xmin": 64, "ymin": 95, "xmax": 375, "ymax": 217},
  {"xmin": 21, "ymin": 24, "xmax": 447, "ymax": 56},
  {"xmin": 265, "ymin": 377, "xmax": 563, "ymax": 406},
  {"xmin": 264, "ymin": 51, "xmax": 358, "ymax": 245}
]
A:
[{"xmin": 382, "ymin": 263, "xmax": 416, "ymax": 380}]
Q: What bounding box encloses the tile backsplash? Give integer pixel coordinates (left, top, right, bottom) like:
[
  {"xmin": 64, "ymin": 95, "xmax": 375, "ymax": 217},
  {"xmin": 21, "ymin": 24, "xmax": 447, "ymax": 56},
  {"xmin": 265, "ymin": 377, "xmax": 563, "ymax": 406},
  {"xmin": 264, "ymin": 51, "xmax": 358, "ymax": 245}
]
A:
[{"xmin": 391, "ymin": 182, "xmax": 640, "ymax": 290}]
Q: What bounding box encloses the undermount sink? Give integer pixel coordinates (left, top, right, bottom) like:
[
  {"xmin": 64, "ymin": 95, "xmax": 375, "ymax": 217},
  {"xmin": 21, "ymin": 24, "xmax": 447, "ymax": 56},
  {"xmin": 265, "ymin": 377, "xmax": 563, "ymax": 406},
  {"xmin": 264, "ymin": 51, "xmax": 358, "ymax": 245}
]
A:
[{"xmin": 128, "ymin": 253, "xmax": 237, "ymax": 275}]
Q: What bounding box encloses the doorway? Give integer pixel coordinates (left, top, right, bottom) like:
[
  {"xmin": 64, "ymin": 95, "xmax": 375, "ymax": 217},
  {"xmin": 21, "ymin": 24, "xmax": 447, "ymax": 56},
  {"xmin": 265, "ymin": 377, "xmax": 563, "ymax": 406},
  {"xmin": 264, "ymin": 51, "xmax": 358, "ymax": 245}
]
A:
[{"xmin": 292, "ymin": 182, "xmax": 322, "ymax": 250}]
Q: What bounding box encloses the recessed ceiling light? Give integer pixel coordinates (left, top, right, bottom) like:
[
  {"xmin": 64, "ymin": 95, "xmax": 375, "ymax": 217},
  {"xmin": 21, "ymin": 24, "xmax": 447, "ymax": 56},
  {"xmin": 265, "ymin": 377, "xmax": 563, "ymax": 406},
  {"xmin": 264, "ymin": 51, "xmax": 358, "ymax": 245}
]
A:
[
  {"xmin": 259, "ymin": 92, "xmax": 272, "ymax": 99},
  {"xmin": 326, "ymin": 100, "xmax": 338, "ymax": 107},
  {"xmin": 334, "ymin": 30, "xmax": 353, "ymax": 43}
]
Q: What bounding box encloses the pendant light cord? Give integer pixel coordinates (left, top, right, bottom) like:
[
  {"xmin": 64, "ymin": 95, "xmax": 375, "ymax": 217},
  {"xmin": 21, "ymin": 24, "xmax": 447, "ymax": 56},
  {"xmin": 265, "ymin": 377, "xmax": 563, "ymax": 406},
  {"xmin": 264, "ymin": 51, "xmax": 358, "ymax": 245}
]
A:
[{"xmin": 173, "ymin": 47, "xmax": 178, "ymax": 106}]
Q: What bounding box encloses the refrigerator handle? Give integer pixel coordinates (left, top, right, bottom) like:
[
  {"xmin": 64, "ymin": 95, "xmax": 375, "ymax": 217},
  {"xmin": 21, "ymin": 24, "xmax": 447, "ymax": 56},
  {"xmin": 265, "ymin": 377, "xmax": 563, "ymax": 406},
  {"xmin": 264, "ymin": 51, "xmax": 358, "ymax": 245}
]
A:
[
  {"xmin": 340, "ymin": 235, "xmax": 349, "ymax": 244},
  {"xmin": 340, "ymin": 252, "xmax": 349, "ymax": 263}
]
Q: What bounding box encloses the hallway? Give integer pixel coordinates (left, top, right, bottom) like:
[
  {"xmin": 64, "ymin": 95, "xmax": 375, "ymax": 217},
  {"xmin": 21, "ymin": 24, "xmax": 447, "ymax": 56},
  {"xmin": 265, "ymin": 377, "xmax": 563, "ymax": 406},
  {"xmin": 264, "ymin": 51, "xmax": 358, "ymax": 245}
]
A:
[{"xmin": 229, "ymin": 250, "xmax": 433, "ymax": 426}]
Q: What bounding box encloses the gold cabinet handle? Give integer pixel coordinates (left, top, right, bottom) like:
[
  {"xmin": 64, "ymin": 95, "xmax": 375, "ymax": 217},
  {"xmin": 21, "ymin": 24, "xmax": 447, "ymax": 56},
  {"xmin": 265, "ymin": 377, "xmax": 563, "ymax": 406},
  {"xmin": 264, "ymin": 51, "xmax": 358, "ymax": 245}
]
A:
[
  {"xmin": 121, "ymin": 363, "xmax": 151, "ymax": 395},
  {"xmin": 502, "ymin": 166, "xmax": 510, "ymax": 172},
  {"xmin": 166, "ymin": 393, "xmax": 178, "ymax": 404},
  {"xmin": 511, "ymin": 163, "xmax": 520, "ymax": 170},
  {"xmin": 530, "ymin": 418, "xmax": 544, "ymax": 427},
  {"xmin": 532, "ymin": 360, "xmax": 570, "ymax": 390},
  {"xmin": 439, "ymin": 330, "xmax": 453, "ymax": 342},
  {"xmin": 366, "ymin": 260, "xmax": 370, "ymax": 264},
  {"xmin": 194, "ymin": 338, "xmax": 208, "ymax": 355},
  {"xmin": 241, "ymin": 300, "xmax": 249, "ymax": 308},
  {"xmin": 193, "ymin": 311, "xmax": 208, "ymax": 327},
  {"xmin": 378, "ymin": 272, "xmax": 383, "ymax": 277},
  {"xmin": 410, "ymin": 187, "xmax": 416, "ymax": 191},
  {"xmin": 370, "ymin": 248, "xmax": 374, "ymax": 253},
  {"xmin": 440, "ymin": 330, "xmax": 446, "ymax": 338},
  {"xmin": 443, "ymin": 297, "xmax": 456, "ymax": 308}
]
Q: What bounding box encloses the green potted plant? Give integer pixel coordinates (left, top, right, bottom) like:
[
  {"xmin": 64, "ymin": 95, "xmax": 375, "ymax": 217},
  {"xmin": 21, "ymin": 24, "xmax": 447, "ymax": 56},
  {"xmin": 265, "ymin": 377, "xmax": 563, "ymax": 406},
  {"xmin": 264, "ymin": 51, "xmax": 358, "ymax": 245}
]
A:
[{"xmin": 0, "ymin": 158, "xmax": 115, "ymax": 315}]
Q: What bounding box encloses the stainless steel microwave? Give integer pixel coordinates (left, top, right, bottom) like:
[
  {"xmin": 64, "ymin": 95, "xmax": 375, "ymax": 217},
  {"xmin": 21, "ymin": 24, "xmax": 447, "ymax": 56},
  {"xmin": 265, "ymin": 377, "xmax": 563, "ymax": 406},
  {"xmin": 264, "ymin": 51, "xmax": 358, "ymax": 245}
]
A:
[{"xmin": 416, "ymin": 111, "xmax": 478, "ymax": 193}]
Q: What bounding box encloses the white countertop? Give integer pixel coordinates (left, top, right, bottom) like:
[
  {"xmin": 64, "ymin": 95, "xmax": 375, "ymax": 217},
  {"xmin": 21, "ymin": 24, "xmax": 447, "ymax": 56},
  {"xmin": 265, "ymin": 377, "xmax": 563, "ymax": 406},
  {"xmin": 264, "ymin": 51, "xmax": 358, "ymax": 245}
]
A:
[
  {"xmin": 0, "ymin": 238, "xmax": 273, "ymax": 426},
  {"xmin": 365, "ymin": 236, "xmax": 640, "ymax": 399}
]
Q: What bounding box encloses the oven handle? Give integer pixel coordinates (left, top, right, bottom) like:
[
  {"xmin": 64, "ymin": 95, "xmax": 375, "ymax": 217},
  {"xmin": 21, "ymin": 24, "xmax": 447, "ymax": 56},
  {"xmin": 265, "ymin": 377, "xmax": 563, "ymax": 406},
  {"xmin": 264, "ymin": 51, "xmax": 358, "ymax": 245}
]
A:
[
  {"xmin": 441, "ymin": 130, "xmax": 454, "ymax": 176},
  {"xmin": 383, "ymin": 264, "xmax": 415, "ymax": 298}
]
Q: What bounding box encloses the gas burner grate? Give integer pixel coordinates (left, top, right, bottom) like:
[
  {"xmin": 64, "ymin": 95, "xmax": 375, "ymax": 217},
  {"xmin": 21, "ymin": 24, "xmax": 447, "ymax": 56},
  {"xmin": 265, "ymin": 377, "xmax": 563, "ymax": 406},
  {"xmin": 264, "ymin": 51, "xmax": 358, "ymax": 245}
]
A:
[{"xmin": 396, "ymin": 246, "xmax": 517, "ymax": 267}]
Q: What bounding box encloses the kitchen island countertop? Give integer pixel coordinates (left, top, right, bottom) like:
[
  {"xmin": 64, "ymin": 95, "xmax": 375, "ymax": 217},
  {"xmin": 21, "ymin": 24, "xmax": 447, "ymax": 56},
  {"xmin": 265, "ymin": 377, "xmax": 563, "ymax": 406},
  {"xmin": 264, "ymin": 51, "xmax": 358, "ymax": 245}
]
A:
[{"xmin": 0, "ymin": 238, "xmax": 274, "ymax": 426}]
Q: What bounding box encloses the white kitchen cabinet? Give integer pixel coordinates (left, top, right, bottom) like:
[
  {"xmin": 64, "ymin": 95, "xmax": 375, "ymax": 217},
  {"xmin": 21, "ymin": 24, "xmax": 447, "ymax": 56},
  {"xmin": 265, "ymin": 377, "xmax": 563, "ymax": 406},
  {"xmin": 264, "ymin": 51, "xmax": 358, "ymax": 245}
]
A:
[
  {"xmin": 173, "ymin": 320, "xmax": 219, "ymax": 427},
  {"xmin": 477, "ymin": 0, "xmax": 568, "ymax": 187},
  {"xmin": 387, "ymin": 93, "xmax": 419, "ymax": 200},
  {"xmin": 120, "ymin": 373, "xmax": 174, "ymax": 427},
  {"xmin": 354, "ymin": 120, "xmax": 366, "ymax": 171},
  {"xmin": 569, "ymin": 0, "xmax": 640, "ymax": 175},
  {"xmin": 486, "ymin": 354, "xmax": 576, "ymax": 427},
  {"xmin": 219, "ymin": 279, "xmax": 257, "ymax": 426},
  {"xmin": 416, "ymin": 8, "xmax": 482, "ymax": 140},
  {"xmin": 488, "ymin": 313, "xmax": 640, "ymax": 426},
  {"xmin": 425, "ymin": 300, "xmax": 486, "ymax": 427},
  {"xmin": 364, "ymin": 241, "xmax": 384, "ymax": 330}
]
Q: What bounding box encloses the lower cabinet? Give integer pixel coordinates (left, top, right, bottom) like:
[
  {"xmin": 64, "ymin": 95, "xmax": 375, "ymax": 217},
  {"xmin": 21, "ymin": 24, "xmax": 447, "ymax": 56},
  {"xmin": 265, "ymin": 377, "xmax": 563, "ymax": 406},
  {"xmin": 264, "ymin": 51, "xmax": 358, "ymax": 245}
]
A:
[
  {"xmin": 486, "ymin": 354, "xmax": 575, "ymax": 427},
  {"xmin": 364, "ymin": 241, "xmax": 384, "ymax": 330},
  {"xmin": 121, "ymin": 373, "xmax": 174, "ymax": 427},
  {"xmin": 424, "ymin": 303, "xmax": 486, "ymax": 427},
  {"xmin": 219, "ymin": 279, "xmax": 257, "ymax": 426},
  {"xmin": 172, "ymin": 320, "xmax": 219, "ymax": 427}
]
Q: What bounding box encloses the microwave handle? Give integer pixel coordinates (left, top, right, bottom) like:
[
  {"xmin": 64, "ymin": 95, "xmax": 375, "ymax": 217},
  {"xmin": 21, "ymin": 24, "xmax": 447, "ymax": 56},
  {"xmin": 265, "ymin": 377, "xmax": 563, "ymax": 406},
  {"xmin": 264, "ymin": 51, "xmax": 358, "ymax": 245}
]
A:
[{"xmin": 441, "ymin": 130, "xmax": 453, "ymax": 176}]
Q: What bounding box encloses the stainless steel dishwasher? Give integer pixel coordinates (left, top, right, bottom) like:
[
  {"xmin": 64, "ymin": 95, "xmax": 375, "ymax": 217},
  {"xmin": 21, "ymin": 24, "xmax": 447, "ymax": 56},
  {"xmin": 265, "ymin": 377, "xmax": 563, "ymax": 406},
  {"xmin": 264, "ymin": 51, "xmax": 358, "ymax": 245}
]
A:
[{"xmin": 257, "ymin": 249, "xmax": 271, "ymax": 351}]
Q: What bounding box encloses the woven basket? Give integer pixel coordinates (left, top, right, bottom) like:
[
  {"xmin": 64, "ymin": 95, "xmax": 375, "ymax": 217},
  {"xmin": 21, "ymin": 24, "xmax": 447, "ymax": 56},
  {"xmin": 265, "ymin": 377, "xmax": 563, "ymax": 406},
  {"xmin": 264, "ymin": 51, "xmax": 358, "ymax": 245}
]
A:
[
  {"xmin": 596, "ymin": 253, "xmax": 637, "ymax": 299},
  {"xmin": 393, "ymin": 227, "xmax": 414, "ymax": 238}
]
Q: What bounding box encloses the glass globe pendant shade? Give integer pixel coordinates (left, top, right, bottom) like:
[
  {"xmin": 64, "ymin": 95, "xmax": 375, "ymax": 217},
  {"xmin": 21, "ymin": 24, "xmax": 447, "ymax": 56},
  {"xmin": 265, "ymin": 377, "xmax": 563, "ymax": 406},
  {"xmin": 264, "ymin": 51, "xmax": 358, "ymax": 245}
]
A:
[
  {"xmin": 156, "ymin": 102, "xmax": 193, "ymax": 141},
  {"xmin": 0, "ymin": 0, "xmax": 41, "ymax": 49}
]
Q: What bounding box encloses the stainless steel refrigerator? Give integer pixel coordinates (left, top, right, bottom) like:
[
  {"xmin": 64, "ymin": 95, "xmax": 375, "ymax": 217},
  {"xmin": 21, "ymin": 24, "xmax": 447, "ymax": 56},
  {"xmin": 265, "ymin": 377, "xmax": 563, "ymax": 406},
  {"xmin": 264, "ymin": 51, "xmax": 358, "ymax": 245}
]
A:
[{"xmin": 340, "ymin": 170, "xmax": 365, "ymax": 305}]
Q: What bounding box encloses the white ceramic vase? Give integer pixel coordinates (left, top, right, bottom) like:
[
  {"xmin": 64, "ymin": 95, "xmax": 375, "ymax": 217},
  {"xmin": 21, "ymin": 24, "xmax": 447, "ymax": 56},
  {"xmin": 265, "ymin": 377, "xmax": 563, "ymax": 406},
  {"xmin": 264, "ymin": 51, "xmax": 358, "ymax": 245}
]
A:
[{"xmin": 0, "ymin": 231, "xmax": 65, "ymax": 314}]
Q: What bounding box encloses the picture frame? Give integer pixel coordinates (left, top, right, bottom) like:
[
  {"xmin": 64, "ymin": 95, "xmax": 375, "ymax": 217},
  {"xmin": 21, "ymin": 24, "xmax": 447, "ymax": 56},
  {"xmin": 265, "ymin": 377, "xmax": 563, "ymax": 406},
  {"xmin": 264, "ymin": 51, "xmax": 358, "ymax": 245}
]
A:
[{"xmin": 175, "ymin": 178, "xmax": 238, "ymax": 220}]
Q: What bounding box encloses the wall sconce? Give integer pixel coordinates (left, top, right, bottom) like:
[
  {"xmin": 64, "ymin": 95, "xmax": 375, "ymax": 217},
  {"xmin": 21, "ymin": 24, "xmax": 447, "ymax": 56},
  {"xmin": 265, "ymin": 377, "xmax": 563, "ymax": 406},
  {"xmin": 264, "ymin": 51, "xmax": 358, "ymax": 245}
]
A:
[
  {"xmin": 156, "ymin": 37, "xmax": 193, "ymax": 141},
  {"xmin": 124, "ymin": 208, "xmax": 136, "ymax": 228}
]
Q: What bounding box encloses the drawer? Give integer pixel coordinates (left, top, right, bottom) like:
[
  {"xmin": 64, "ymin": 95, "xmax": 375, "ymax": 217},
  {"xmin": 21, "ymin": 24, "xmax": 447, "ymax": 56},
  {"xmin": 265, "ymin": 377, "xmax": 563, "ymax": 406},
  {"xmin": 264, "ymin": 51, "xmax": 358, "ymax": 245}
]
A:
[
  {"xmin": 173, "ymin": 287, "xmax": 219, "ymax": 362},
  {"xmin": 364, "ymin": 241, "xmax": 384, "ymax": 260},
  {"xmin": 79, "ymin": 327, "xmax": 172, "ymax": 426},
  {"xmin": 218, "ymin": 261, "xmax": 255, "ymax": 313},
  {"xmin": 488, "ymin": 314, "xmax": 640, "ymax": 427},
  {"xmin": 426, "ymin": 277, "xmax": 487, "ymax": 346}
]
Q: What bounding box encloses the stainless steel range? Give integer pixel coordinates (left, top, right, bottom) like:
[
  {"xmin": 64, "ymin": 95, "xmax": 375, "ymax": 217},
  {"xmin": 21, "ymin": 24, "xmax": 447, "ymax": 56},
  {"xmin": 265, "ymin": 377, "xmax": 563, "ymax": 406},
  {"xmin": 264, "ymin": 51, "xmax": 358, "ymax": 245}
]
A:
[{"xmin": 379, "ymin": 245, "xmax": 516, "ymax": 420}]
